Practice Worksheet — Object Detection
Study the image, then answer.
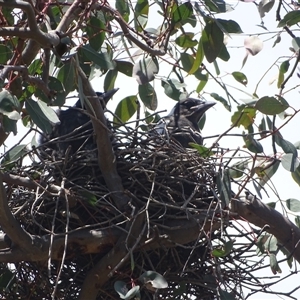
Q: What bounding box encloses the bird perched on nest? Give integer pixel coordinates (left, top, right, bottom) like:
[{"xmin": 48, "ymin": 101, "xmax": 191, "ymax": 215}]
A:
[
  {"xmin": 39, "ymin": 88, "xmax": 119, "ymax": 156},
  {"xmin": 155, "ymin": 98, "xmax": 216, "ymax": 148}
]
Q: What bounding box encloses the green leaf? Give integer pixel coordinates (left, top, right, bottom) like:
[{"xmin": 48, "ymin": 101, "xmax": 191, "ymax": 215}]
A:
[
  {"xmin": 86, "ymin": 16, "xmax": 105, "ymax": 51},
  {"xmin": 277, "ymin": 60, "xmax": 290, "ymax": 88},
  {"xmin": 79, "ymin": 191, "xmax": 98, "ymax": 206},
  {"xmin": 295, "ymin": 216, "xmax": 300, "ymax": 228},
  {"xmin": 175, "ymin": 33, "xmax": 198, "ymax": 48},
  {"xmin": 255, "ymin": 96, "xmax": 289, "ymax": 115},
  {"xmin": 139, "ymin": 271, "xmax": 168, "ymax": 289},
  {"xmin": 114, "ymin": 96, "xmax": 138, "ymax": 126},
  {"xmin": 134, "ymin": 0, "xmax": 149, "ymax": 32},
  {"xmin": 0, "ymin": 90, "xmax": 21, "ymax": 116},
  {"xmin": 2, "ymin": 7, "xmax": 14, "ymax": 26},
  {"xmin": 132, "ymin": 56, "xmax": 159, "ymax": 84},
  {"xmin": 258, "ymin": 160, "xmax": 280, "ymax": 188},
  {"xmin": 171, "ymin": 2, "xmax": 193, "ymax": 26},
  {"xmin": 286, "ymin": 198, "xmax": 300, "ymax": 212},
  {"xmin": 104, "ymin": 69, "xmax": 118, "ymax": 92},
  {"xmin": 232, "ymin": 71, "xmax": 248, "ymax": 85},
  {"xmin": 139, "ymin": 83, "xmax": 157, "ymax": 111},
  {"xmin": 57, "ymin": 61, "xmax": 76, "ymax": 94},
  {"xmin": 270, "ymin": 253, "xmax": 282, "ymax": 275},
  {"xmin": 189, "ymin": 38, "xmax": 204, "ymax": 74},
  {"xmin": 281, "ymin": 153, "xmax": 299, "ymax": 172},
  {"xmin": 0, "ymin": 90, "xmax": 21, "ymax": 135},
  {"xmin": 48, "ymin": 77, "xmax": 66, "ymax": 106},
  {"xmin": 210, "ymin": 93, "xmax": 231, "ymax": 111},
  {"xmin": 216, "ymin": 19, "xmax": 243, "ymax": 34},
  {"xmin": 196, "ymin": 73, "xmax": 209, "ymax": 93},
  {"xmin": 216, "ymin": 169, "xmax": 231, "ymax": 207},
  {"xmin": 258, "ymin": 0, "xmax": 275, "ymax": 18},
  {"xmin": 28, "ymin": 59, "xmax": 43, "ymax": 75},
  {"xmin": 81, "ymin": 45, "xmax": 116, "ymax": 71},
  {"xmin": 203, "ymin": 0, "xmax": 226, "ymax": 13},
  {"xmin": 217, "ymin": 43, "xmax": 230, "ymax": 61},
  {"xmin": 212, "ymin": 240, "xmax": 234, "ymax": 257},
  {"xmin": 275, "ymin": 134, "xmax": 298, "ymax": 157},
  {"xmin": 115, "ymin": 60, "xmax": 133, "ymax": 77},
  {"xmin": 243, "ymin": 134, "xmax": 264, "ymax": 153},
  {"xmin": 180, "ymin": 53, "xmax": 194, "ymax": 73},
  {"xmin": 278, "ymin": 11, "xmax": 300, "ymax": 27},
  {"xmin": 292, "ymin": 165, "xmax": 300, "ymax": 187},
  {"xmin": 114, "ymin": 280, "xmax": 128, "ymax": 298},
  {"xmin": 0, "ymin": 44, "xmax": 12, "ymax": 64},
  {"xmin": 267, "ymin": 202, "xmax": 276, "ymax": 209},
  {"xmin": 190, "ymin": 144, "xmax": 214, "ymax": 157},
  {"xmin": 229, "ymin": 160, "xmax": 248, "ymax": 178},
  {"xmin": 26, "ymin": 99, "xmax": 60, "ymax": 134},
  {"xmin": 265, "ymin": 235, "xmax": 278, "ymax": 252},
  {"xmin": 231, "ymin": 106, "xmax": 256, "ymax": 128},
  {"xmin": 292, "ymin": 37, "xmax": 300, "ymax": 52},
  {"xmin": 115, "ymin": 0, "xmax": 130, "ymax": 22},
  {"xmin": 202, "ymin": 19, "xmax": 224, "ymax": 63},
  {"xmin": 1, "ymin": 144, "xmax": 27, "ymax": 168},
  {"xmin": 161, "ymin": 79, "xmax": 186, "ymax": 101}
]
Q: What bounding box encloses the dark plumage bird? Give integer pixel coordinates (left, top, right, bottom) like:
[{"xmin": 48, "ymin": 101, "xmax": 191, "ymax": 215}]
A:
[
  {"xmin": 156, "ymin": 98, "xmax": 215, "ymax": 147},
  {"xmin": 39, "ymin": 88, "xmax": 119, "ymax": 156}
]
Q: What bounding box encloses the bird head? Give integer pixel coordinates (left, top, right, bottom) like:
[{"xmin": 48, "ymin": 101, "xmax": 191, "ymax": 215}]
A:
[
  {"xmin": 75, "ymin": 88, "xmax": 119, "ymax": 108},
  {"xmin": 171, "ymin": 98, "xmax": 216, "ymax": 127}
]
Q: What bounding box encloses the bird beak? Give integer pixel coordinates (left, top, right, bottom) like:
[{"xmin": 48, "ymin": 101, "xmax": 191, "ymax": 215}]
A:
[
  {"xmin": 101, "ymin": 88, "xmax": 119, "ymax": 102},
  {"xmin": 190, "ymin": 101, "xmax": 216, "ymax": 119}
]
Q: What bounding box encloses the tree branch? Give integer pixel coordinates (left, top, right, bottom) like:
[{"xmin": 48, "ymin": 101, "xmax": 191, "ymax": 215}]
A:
[
  {"xmin": 231, "ymin": 193, "xmax": 300, "ymax": 264},
  {"xmin": 0, "ymin": 0, "xmax": 60, "ymax": 48},
  {"xmin": 0, "ymin": 227, "xmax": 121, "ymax": 262},
  {"xmin": 77, "ymin": 66, "xmax": 130, "ymax": 212}
]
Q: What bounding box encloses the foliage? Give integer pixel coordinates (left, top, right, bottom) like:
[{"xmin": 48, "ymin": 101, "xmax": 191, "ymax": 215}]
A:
[{"xmin": 0, "ymin": 0, "xmax": 300, "ymax": 299}]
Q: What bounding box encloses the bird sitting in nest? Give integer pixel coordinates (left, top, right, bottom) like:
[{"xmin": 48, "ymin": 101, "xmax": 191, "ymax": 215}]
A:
[
  {"xmin": 39, "ymin": 88, "xmax": 119, "ymax": 157},
  {"xmin": 155, "ymin": 98, "xmax": 216, "ymax": 148}
]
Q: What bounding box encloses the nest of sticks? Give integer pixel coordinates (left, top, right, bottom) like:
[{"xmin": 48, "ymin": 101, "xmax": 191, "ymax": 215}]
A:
[{"xmin": 1, "ymin": 125, "xmax": 259, "ymax": 299}]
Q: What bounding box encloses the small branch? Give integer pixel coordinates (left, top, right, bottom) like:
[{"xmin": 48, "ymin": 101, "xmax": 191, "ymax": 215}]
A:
[
  {"xmin": 0, "ymin": 0, "xmax": 60, "ymax": 48},
  {"xmin": 0, "ymin": 65, "xmax": 52, "ymax": 97},
  {"xmin": 2, "ymin": 173, "xmax": 75, "ymax": 201},
  {"xmin": 101, "ymin": 3, "xmax": 169, "ymax": 56}
]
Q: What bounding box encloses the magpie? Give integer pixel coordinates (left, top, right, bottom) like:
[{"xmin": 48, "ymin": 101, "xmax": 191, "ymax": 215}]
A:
[
  {"xmin": 39, "ymin": 88, "xmax": 119, "ymax": 156},
  {"xmin": 156, "ymin": 98, "xmax": 215, "ymax": 148}
]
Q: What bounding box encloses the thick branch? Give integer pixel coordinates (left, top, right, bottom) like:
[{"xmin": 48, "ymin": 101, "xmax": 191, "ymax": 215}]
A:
[
  {"xmin": 56, "ymin": 0, "xmax": 86, "ymax": 33},
  {"xmin": 79, "ymin": 212, "xmax": 146, "ymax": 300},
  {"xmin": 0, "ymin": 212, "xmax": 221, "ymax": 263},
  {"xmin": 0, "ymin": 0, "xmax": 60, "ymax": 48},
  {"xmin": 0, "ymin": 227, "xmax": 121, "ymax": 262},
  {"xmin": 77, "ymin": 66, "xmax": 129, "ymax": 211},
  {"xmin": 231, "ymin": 194, "xmax": 300, "ymax": 264}
]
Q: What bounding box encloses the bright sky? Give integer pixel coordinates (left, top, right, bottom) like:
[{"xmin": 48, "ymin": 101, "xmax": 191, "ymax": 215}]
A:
[{"xmin": 2, "ymin": 1, "xmax": 300, "ymax": 299}]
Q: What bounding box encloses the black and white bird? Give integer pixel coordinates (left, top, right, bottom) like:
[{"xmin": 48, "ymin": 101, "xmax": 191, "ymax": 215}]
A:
[
  {"xmin": 39, "ymin": 88, "xmax": 119, "ymax": 156},
  {"xmin": 156, "ymin": 98, "xmax": 215, "ymax": 148}
]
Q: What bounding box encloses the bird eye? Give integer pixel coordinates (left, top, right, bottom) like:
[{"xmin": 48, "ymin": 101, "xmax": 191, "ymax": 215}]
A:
[{"xmin": 183, "ymin": 99, "xmax": 201, "ymax": 109}]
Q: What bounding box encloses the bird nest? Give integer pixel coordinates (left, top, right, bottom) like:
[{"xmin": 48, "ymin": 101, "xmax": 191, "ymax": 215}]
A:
[{"xmin": 2, "ymin": 126, "xmax": 259, "ymax": 299}]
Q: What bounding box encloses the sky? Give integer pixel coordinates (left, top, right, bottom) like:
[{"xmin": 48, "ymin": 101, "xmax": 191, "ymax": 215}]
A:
[{"xmin": 1, "ymin": 1, "xmax": 300, "ymax": 299}]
